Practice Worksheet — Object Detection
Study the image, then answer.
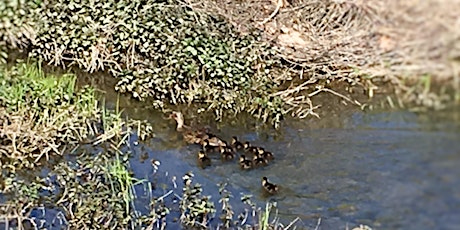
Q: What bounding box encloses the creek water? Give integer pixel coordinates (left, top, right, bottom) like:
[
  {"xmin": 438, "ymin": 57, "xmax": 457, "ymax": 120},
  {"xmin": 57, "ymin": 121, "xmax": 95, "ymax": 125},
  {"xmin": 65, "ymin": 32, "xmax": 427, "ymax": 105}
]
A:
[
  {"xmin": 105, "ymin": 87, "xmax": 460, "ymax": 229},
  {"xmin": 4, "ymin": 71, "xmax": 458, "ymax": 229}
]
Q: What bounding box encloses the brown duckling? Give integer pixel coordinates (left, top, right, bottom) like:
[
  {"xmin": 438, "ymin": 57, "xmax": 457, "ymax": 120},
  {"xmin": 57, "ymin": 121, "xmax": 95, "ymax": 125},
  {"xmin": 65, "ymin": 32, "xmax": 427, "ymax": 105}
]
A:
[
  {"xmin": 257, "ymin": 148, "xmax": 274, "ymax": 161},
  {"xmin": 203, "ymin": 139, "xmax": 220, "ymax": 153},
  {"xmin": 197, "ymin": 151, "xmax": 211, "ymax": 168},
  {"xmin": 220, "ymin": 145, "xmax": 235, "ymax": 161},
  {"xmin": 243, "ymin": 141, "xmax": 259, "ymax": 155},
  {"xmin": 262, "ymin": 177, "xmax": 278, "ymax": 194},
  {"xmin": 239, "ymin": 155, "xmax": 253, "ymax": 170},
  {"xmin": 170, "ymin": 111, "xmax": 226, "ymax": 146},
  {"xmin": 253, "ymin": 155, "xmax": 268, "ymax": 167},
  {"xmin": 231, "ymin": 136, "xmax": 244, "ymax": 151}
]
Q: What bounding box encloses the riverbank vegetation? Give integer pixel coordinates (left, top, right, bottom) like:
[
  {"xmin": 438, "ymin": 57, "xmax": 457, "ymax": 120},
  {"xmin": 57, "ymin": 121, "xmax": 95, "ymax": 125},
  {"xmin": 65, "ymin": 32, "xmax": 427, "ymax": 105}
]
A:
[
  {"xmin": 1, "ymin": 0, "xmax": 456, "ymax": 228},
  {"xmin": 1, "ymin": 0, "xmax": 457, "ymax": 127},
  {"xmin": 0, "ymin": 59, "xmax": 131, "ymax": 228},
  {"xmin": 0, "ymin": 60, "xmax": 306, "ymax": 229}
]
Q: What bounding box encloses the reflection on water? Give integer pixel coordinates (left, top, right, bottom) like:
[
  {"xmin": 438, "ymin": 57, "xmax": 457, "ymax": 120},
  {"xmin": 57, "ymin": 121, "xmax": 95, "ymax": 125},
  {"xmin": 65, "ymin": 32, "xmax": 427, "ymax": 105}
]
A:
[
  {"xmin": 85, "ymin": 78, "xmax": 460, "ymax": 229},
  {"xmin": 122, "ymin": 105, "xmax": 460, "ymax": 229}
]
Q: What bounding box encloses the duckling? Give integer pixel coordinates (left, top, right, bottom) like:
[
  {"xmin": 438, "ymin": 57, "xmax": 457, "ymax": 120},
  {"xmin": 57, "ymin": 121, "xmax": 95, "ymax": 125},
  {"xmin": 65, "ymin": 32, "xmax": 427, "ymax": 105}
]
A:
[
  {"xmin": 253, "ymin": 154, "xmax": 268, "ymax": 167},
  {"xmin": 239, "ymin": 155, "xmax": 253, "ymax": 170},
  {"xmin": 231, "ymin": 136, "xmax": 244, "ymax": 151},
  {"xmin": 220, "ymin": 145, "xmax": 235, "ymax": 161},
  {"xmin": 262, "ymin": 177, "xmax": 278, "ymax": 194},
  {"xmin": 202, "ymin": 139, "xmax": 220, "ymax": 153},
  {"xmin": 197, "ymin": 151, "xmax": 211, "ymax": 168},
  {"xmin": 257, "ymin": 148, "xmax": 274, "ymax": 161},
  {"xmin": 243, "ymin": 141, "xmax": 259, "ymax": 155},
  {"xmin": 151, "ymin": 159, "xmax": 160, "ymax": 168}
]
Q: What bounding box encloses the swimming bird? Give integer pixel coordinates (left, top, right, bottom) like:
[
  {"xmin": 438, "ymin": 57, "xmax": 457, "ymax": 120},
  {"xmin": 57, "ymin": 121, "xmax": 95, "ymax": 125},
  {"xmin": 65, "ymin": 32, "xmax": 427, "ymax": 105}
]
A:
[
  {"xmin": 231, "ymin": 136, "xmax": 244, "ymax": 151},
  {"xmin": 220, "ymin": 145, "xmax": 235, "ymax": 161},
  {"xmin": 170, "ymin": 111, "xmax": 226, "ymax": 147},
  {"xmin": 197, "ymin": 151, "xmax": 211, "ymax": 168},
  {"xmin": 239, "ymin": 155, "xmax": 253, "ymax": 169},
  {"xmin": 243, "ymin": 141, "xmax": 259, "ymax": 155},
  {"xmin": 253, "ymin": 154, "xmax": 268, "ymax": 167},
  {"xmin": 262, "ymin": 177, "xmax": 278, "ymax": 194},
  {"xmin": 203, "ymin": 139, "xmax": 220, "ymax": 153},
  {"xmin": 257, "ymin": 148, "xmax": 274, "ymax": 161}
]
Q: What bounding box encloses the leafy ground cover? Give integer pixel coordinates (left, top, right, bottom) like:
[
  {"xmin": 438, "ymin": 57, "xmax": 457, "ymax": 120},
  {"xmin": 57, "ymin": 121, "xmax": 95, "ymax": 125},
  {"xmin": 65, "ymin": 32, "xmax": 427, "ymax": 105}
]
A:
[
  {"xmin": 0, "ymin": 60, "xmax": 323, "ymax": 229},
  {"xmin": 1, "ymin": 0, "xmax": 457, "ymax": 127}
]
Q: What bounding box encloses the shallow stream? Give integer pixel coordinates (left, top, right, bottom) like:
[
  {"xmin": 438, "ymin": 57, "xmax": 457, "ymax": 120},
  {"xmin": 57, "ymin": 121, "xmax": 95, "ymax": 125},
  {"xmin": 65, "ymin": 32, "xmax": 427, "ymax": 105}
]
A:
[
  {"xmin": 106, "ymin": 88, "xmax": 460, "ymax": 229},
  {"xmin": 4, "ymin": 71, "xmax": 458, "ymax": 229}
]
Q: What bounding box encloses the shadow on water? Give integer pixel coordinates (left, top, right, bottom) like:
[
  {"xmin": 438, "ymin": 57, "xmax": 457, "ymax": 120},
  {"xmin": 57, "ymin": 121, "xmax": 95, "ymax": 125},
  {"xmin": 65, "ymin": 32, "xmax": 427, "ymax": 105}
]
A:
[{"xmin": 13, "ymin": 69, "xmax": 458, "ymax": 229}]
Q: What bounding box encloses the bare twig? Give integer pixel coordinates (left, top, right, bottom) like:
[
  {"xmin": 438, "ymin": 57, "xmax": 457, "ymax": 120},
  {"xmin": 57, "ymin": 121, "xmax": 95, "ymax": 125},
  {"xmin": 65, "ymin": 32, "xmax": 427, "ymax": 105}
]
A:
[
  {"xmin": 259, "ymin": 0, "xmax": 284, "ymax": 25},
  {"xmin": 308, "ymin": 88, "xmax": 362, "ymax": 106}
]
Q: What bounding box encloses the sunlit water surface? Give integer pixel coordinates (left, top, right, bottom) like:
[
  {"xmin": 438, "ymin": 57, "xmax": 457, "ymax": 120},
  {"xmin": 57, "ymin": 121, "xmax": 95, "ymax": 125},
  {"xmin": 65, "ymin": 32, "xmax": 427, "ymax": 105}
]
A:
[
  {"xmin": 119, "ymin": 103, "xmax": 460, "ymax": 229},
  {"xmin": 7, "ymin": 71, "xmax": 458, "ymax": 229}
]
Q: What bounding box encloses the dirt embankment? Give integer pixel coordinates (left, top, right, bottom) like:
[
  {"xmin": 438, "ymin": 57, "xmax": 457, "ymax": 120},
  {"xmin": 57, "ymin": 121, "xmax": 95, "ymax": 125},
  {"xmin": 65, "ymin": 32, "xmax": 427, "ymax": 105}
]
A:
[
  {"xmin": 205, "ymin": 0, "xmax": 460, "ymax": 80},
  {"xmin": 198, "ymin": 0, "xmax": 460, "ymax": 108}
]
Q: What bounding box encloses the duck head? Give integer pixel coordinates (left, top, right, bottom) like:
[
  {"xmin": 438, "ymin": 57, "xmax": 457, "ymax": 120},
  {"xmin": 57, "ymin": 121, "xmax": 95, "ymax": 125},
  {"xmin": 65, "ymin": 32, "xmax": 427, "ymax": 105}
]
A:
[
  {"xmin": 243, "ymin": 141, "xmax": 251, "ymax": 149},
  {"xmin": 262, "ymin": 176, "xmax": 269, "ymax": 186},
  {"xmin": 198, "ymin": 150, "xmax": 207, "ymax": 159},
  {"xmin": 170, "ymin": 111, "xmax": 185, "ymax": 130},
  {"xmin": 239, "ymin": 155, "xmax": 246, "ymax": 163}
]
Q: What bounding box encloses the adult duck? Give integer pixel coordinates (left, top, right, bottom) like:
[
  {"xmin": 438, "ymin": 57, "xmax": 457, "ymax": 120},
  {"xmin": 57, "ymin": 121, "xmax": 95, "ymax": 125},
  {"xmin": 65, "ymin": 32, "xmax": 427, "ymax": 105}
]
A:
[
  {"xmin": 170, "ymin": 111, "xmax": 226, "ymax": 147},
  {"xmin": 203, "ymin": 139, "xmax": 221, "ymax": 153}
]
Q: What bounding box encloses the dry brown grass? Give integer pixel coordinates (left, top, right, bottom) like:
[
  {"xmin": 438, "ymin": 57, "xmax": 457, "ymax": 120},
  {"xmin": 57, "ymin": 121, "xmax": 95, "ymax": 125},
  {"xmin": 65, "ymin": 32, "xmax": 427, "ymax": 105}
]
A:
[
  {"xmin": 380, "ymin": 0, "xmax": 460, "ymax": 79},
  {"xmin": 0, "ymin": 106, "xmax": 96, "ymax": 170},
  {"xmin": 192, "ymin": 0, "xmax": 460, "ymax": 110}
]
